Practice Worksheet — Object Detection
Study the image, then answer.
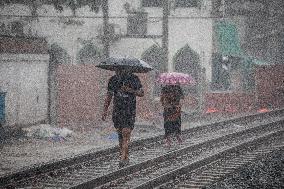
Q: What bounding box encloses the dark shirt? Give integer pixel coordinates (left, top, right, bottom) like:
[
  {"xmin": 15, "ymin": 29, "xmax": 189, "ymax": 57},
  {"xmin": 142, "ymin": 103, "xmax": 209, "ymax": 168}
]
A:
[
  {"xmin": 161, "ymin": 85, "xmax": 184, "ymax": 107},
  {"xmin": 161, "ymin": 85, "xmax": 184, "ymax": 122},
  {"xmin": 107, "ymin": 73, "xmax": 142, "ymax": 122}
]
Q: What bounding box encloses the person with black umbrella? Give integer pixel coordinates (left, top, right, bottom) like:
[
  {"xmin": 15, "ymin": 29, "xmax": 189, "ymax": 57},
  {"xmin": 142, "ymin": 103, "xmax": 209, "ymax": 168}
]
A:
[
  {"xmin": 98, "ymin": 56, "xmax": 152, "ymax": 167},
  {"xmin": 101, "ymin": 68, "xmax": 144, "ymax": 167}
]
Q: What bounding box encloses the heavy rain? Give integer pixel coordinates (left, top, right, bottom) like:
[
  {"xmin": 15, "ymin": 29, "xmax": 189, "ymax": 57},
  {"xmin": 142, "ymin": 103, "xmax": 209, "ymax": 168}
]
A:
[{"xmin": 0, "ymin": 0, "xmax": 283, "ymax": 188}]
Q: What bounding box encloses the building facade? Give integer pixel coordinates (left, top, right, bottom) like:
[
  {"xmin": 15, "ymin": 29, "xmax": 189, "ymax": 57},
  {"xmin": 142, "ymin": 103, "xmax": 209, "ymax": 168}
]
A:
[
  {"xmin": 1, "ymin": 0, "xmax": 283, "ymax": 85},
  {"xmin": 0, "ymin": 0, "xmax": 214, "ymax": 80},
  {"xmin": 1, "ymin": 0, "xmax": 283, "ymax": 126}
]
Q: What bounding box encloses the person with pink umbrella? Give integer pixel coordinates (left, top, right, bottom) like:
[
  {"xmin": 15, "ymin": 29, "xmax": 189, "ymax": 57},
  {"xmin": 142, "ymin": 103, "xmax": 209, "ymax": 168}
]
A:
[{"xmin": 157, "ymin": 72, "xmax": 195, "ymax": 147}]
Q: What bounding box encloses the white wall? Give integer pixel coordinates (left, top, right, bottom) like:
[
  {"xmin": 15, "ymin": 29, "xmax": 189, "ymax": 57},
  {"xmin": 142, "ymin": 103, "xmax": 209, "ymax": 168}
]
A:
[
  {"xmin": 0, "ymin": 0, "xmax": 214, "ymax": 80},
  {"xmin": 0, "ymin": 54, "xmax": 49, "ymax": 126}
]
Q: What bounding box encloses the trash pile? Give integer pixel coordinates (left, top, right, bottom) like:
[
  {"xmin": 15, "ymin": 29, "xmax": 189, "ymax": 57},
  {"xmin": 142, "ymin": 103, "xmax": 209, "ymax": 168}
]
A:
[{"xmin": 22, "ymin": 124, "xmax": 73, "ymax": 142}]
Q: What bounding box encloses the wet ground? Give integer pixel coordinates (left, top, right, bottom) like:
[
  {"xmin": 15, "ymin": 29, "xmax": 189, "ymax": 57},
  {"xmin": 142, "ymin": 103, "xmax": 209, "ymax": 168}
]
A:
[
  {"xmin": 205, "ymin": 149, "xmax": 284, "ymax": 189},
  {"xmin": 0, "ymin": 113, "xmax": 245, "ymax": 176}
]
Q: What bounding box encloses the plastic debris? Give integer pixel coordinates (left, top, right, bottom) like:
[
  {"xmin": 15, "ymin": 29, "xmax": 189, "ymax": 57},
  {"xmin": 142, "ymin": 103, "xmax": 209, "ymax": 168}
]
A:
[
  {"xmin": 22, "ymin": 124, "xmax": 73, "ymax": 141},
  {"xmin": 107, "ymin": 132, "xmax": 118, "ymax": 141}
]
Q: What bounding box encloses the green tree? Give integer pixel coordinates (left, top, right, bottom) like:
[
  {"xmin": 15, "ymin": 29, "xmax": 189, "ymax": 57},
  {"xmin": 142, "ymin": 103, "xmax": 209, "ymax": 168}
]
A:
[{"xmin": 0, "ymin": 0, "xmax": 103, "ymax": 15}]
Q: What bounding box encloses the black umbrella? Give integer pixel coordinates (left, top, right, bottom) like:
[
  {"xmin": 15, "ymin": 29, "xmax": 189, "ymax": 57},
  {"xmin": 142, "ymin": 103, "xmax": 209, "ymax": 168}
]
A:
[{"xmin": 96, "ymin": 57, "xmax": 153, "ymax": 73}]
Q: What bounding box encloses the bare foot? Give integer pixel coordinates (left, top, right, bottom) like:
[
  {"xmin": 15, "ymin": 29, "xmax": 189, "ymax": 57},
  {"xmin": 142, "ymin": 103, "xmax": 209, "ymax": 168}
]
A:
[
  {"xmin": 176, "ymin": 135, "xmax": 182, "ymax": 144},
  {"xmin": 165, "ymin": 137, "xmax": 172, "ymax": 148}
]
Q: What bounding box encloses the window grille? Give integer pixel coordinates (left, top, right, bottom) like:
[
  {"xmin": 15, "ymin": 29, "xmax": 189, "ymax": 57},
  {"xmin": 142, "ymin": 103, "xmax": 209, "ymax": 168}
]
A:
[
  {"xmin": 175, "ymin": 0, "xmax": 198, "ymax": 7},
  {"xmin": 141, "ymin": 0, "xmax": 162, "ymax": 7},
  {"xmin": 127, "ymin": 12, "xmax": 147, "ymax": 36},
  {"xmin": 11, "ymin": 21, "xmax": 24, "ymax": 36}
]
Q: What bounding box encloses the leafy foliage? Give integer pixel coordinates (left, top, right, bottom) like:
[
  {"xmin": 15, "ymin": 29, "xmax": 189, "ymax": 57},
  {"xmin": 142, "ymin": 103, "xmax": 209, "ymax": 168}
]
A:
[{"xmin": 0, "ymin": 0, "xmax": 104, "ymax": 15}]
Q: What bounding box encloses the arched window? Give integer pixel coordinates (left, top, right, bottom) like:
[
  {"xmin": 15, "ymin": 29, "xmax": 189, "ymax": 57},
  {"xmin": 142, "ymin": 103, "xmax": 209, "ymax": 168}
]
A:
[
  {"xmin": 49, "ymin": 43, "xmax": 71, "ymax": 65},
  {"xmin": 141, "ymin": 44, "xmax": 164, "ymax": 71},
  {"xmin": 77, "ymin": 43, "xmax": 102, "ymax": 64},
  {"xmin": 173, "ymin": 44, "xmax": 201, "ymax": 95}
]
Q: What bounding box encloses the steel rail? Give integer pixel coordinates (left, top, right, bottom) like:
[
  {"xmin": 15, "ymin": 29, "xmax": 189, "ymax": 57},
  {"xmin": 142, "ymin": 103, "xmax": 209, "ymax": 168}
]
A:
[
  {"xmin": 161, "ymin": 143, "xmax": 284, "ymax": 188},
  {"xmin": 134, "ymin": 129, "xmax": 284, "ymax": 189}
]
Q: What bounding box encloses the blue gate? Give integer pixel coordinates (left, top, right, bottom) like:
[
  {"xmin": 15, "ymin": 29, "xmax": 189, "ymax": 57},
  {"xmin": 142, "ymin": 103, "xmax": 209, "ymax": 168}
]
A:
[{"xmin": 0, "ymin": 92, "xmax": 6, "ymax": 124}]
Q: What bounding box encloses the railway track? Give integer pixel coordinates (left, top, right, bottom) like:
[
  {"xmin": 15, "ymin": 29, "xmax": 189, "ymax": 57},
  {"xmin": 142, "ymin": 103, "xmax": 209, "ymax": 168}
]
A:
[
  {"xmin": 157, "ymin": 136, "xmax": 284, "ymax": 189},
  {"xmin": 98, "ymin": 118, "xmax": 283, "ymax": 189},
  {"xmin": 1, "ymin": 109, "xmax": 284, "ymax": 189}
]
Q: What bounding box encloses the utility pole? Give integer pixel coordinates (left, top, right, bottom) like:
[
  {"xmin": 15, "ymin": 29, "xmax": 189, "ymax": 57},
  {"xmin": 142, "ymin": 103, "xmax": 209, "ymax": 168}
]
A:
[
  {"xmin": 162, "ymin": 0, "xmax": 170, "ymax": 72},
  {"xmin": 102, "ymin": 0, "xmax": 110, "ymax": 59},
  {"xmin": 221, "ymin": 0, "xmax": 225, "ymax": 19}
]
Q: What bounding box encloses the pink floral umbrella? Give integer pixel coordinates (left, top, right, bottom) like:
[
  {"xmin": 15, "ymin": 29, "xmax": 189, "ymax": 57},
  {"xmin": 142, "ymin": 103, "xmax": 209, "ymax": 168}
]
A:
[{"xmin": 156, "ymin": 72, "xmax": 195, "ymax": 85}]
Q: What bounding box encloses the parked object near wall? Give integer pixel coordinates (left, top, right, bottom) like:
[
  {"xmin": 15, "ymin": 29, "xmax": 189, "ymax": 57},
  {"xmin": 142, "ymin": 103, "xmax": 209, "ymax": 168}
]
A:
[{"xmin": 0, "ymin": 92, "xmax": 6, "ymax": 142}]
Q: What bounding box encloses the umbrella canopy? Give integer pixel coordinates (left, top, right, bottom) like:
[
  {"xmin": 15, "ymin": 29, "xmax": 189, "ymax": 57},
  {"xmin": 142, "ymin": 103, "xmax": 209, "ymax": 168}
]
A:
[
  {"xmin": 96, "ymin": 57, "xmax": 153, "ymax": 73},
  {"xmin": 157, "ymin": 72, "xmax": 195, "ymax": 85}
]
